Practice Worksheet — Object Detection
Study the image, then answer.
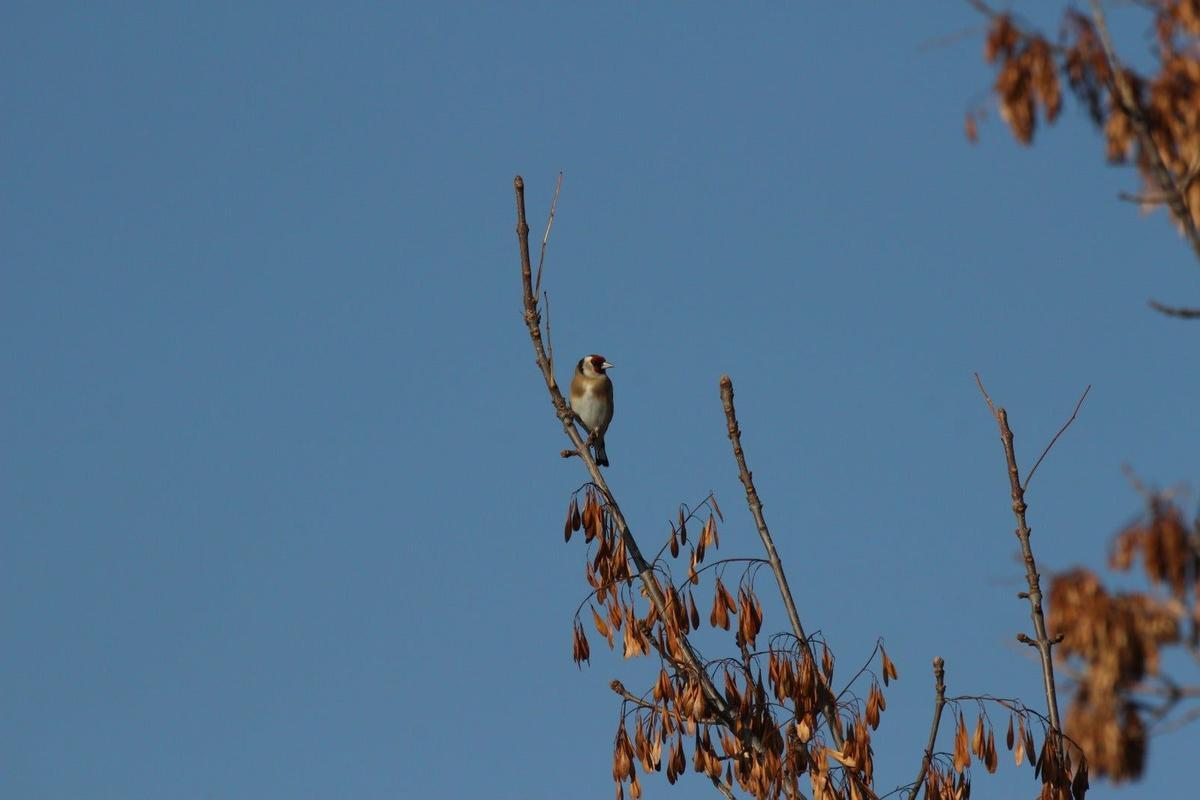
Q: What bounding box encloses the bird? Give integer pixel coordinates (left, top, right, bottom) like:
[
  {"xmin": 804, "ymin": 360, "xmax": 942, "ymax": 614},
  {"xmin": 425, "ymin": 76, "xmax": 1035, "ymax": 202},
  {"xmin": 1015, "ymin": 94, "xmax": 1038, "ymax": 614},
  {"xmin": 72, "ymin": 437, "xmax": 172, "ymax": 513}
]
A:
[{"xmin": 570, "ymin": 354, "xmax": 614, "ymax": 467}]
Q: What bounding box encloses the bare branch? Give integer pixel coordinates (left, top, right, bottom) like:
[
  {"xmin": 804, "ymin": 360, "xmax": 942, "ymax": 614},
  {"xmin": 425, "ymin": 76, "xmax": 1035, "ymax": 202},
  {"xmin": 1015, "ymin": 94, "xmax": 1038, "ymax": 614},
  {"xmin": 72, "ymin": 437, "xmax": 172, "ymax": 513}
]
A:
[
  {"xmin": 907, "ymin": 657, "xmax": 947, "ymax": 800},
  {"xmin": 976, "ymin": 379, "xmax": 1064, "ymax": 737},
  {"xmin": 720, "ymin": 374, "xmax": 844, "ymax": 749},
  {"xmin": 1023, "ymin": 384, "xmax": 1091, "ymax": 491}
]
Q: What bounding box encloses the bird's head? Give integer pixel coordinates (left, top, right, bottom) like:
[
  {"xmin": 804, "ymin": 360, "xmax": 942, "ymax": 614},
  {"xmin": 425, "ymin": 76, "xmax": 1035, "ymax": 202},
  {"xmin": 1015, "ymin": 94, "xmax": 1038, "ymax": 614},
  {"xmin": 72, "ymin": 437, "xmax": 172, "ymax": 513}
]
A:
[{"xmin": 578, "ymin": 354, "xmax": 614, "ymax": 377}]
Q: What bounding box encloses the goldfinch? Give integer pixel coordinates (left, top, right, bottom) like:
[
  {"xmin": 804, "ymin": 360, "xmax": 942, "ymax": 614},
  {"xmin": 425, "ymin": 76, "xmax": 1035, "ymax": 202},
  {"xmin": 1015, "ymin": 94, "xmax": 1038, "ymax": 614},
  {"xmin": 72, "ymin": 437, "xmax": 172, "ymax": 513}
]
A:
[{"xmin": 570, "ymin": 354, "xmax": 614, "ymax": 467}]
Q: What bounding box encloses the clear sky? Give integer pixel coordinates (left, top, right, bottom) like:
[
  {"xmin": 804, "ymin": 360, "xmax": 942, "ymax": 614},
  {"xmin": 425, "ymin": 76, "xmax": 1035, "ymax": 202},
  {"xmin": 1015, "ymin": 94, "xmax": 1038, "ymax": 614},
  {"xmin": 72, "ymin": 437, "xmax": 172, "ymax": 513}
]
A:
[{"xmin": 4, "ymin": 3, "xmax": 1196, "ymax": 799}]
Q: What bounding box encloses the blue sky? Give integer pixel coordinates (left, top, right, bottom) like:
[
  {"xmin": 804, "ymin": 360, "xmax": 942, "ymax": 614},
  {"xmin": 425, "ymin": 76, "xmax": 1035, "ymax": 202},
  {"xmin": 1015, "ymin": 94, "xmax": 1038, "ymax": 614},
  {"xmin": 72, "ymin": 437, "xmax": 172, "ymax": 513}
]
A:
[{"xmin": 4, "ymin": 3, "xmax": 1196, "ymax": 798}]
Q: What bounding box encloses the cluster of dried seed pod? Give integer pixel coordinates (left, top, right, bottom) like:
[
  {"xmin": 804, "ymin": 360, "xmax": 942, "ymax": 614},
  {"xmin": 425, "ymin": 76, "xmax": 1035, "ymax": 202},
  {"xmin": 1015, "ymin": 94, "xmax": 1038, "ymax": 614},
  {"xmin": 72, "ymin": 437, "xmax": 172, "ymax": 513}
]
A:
[
  {"xmin": 1046, "ymin": 494, "xmax": 1198, "ymax": 781},
  {"xmin": 927, "ymin": 707, "xmax": 1087, "ymax": 800},
  {"xmin": 979, "ymin": 15, "xmax": 1062, "ymax": 145},
  {"xmin": 564, "ymin": 490, "xmax": 908, "ymax": 799},
  {"xmin": 974, "ymin": 5, "xmax": 1200, "ymax": 231}
]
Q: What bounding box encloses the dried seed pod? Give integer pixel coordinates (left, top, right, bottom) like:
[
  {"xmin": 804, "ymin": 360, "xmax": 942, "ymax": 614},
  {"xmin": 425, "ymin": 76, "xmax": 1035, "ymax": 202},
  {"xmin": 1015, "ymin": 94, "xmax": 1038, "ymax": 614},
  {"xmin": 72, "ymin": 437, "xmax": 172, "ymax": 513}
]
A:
[
  {"xmin": 880, "ymin": 645, "xmax": 899, "ymax": 685},
  {"xmin": 573, "ymin": 622, "xmax": 591, "ymax": 666},
  {"xmin": 565, "ymin": 497, "xmax": 577, "ymax": 542},
  {"xmin": 953, "ymin": 712, "xmax": 970, "ymax": 774}
]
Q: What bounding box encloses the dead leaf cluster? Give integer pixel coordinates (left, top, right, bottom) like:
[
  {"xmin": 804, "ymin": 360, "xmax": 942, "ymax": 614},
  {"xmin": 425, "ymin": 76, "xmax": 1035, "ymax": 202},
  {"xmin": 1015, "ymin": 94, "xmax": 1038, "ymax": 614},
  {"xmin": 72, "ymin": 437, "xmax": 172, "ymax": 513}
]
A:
[
  {"xmin": 1047, "ymin": 493, "xmax": 1199, "ymax": 781},
  {"xmin": 977, "ymin": 5, "xmax": 1200, "ymax": 230},
  {"xmin": 924, "ymin": 707, "xmax": 1086, "ymax": 800},
  {"xmin": 564, "ymin": 489, "xmax": 906, "ymax": 799}
]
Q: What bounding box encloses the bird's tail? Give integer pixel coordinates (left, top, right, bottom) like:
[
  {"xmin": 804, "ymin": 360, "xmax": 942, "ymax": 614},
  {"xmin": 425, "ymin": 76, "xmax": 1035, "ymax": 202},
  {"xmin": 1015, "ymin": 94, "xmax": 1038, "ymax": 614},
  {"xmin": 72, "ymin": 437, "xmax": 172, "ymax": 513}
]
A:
[{"xmin": 593, "ymin": 437, "xmax": 609, "ymax": 467}]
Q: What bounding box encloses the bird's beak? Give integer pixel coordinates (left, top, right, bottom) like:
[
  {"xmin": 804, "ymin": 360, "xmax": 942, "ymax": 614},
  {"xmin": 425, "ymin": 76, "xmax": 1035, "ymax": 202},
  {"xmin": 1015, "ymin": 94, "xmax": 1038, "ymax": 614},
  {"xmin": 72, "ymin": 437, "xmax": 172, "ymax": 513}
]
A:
[{"xmin": 602, "ymin": 361, "xmax": 614, "ymax": 370}]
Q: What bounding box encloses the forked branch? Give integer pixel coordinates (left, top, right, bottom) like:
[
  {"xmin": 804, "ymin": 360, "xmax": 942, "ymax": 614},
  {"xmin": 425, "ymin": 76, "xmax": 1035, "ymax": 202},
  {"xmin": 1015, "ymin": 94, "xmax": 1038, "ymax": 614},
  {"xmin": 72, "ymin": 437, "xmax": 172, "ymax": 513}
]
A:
[{"xmin": 974, "ymin": 375, "xmax": 1065, "ymax": 736}]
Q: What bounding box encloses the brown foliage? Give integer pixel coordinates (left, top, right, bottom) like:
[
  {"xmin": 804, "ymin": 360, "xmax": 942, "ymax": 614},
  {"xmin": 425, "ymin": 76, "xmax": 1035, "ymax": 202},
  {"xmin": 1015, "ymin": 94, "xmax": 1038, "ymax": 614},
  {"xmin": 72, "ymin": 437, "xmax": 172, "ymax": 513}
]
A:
[
  {"xmin": 562, "ymin": 483, "xmax": 904, "ymax": 799},
  {"xmin": 976, "ymin": 5, "xmax": 1200, "ymax": 231},
  {"xmin": 1047, "ymin": 494, "xmax": 1200, "ymax": 781}
]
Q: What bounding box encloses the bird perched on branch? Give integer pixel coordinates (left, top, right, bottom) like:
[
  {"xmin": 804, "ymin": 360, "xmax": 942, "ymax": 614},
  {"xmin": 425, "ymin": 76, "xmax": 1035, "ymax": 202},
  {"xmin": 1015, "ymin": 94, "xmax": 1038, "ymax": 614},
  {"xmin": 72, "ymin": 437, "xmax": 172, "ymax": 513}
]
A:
[{"xmin": 570, "ymin": 354, "xmax": 614, "ymax": 467}]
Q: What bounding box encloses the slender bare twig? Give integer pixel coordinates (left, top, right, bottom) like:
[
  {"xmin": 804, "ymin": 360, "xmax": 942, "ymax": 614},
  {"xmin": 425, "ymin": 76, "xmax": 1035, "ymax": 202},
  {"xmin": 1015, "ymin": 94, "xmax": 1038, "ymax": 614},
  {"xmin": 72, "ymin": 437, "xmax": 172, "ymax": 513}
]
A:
[
  {"xmin": 710, "ymin": 776, "xmax": 738, "ymax": 800},
  {"xmin": 974, "ymin": 375, "xmax": 1064, "ymax": 737},
  {"xmin": 1087, "ymin": 0, "xmax": 1200, "ymax": 302},
  {"xmin": 1118, "ymin": 191, "xmax": 1170, "ymax": 204},
  {"xmin": 836, "ymin": 640, "xmax": 884, "ymax": 703},
  {"xmin": 1148, "ymin": 299, "xmax": 1200, "ymax": 318},
  {"xmin": 1023, "ymin": 384, "xmax": 1091, "ymax": 491},
  {"xmin": 514, "ymin": 175, "xmax": 742, "ymax": 739},
  {"xmin": 917, "ymin": 24, "xmax": 986, "ymax": 54},
  {"xmin": 719, "ymin": 374, "xmax": 844, "ymax": 749},
  {"xmin": 534, "ymin": 171, "xmax": 563, "ymax": 300},
  {"xmin": 907, "ymin": 657, "xmax": 947, "ymax": 800},
  {"xmin": 543, "ymin": 291, "xmax": 554, "ymax": 372}
]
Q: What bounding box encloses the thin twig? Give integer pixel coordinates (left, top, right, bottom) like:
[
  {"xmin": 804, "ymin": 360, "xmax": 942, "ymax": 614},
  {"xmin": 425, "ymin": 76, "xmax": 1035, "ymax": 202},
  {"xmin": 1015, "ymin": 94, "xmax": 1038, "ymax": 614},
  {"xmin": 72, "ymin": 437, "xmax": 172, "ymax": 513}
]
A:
[
  {"xmin": 543, "ymin": 291, "xmax": 554, "ymax": 372},
  {"xmin": 720, "ymin": 374, "xmax": 844, "ymax": 749},
  {"xmin": 1118, "ymin": 191, "xmax": 1170, "ymax": 204},
  {"xmin": 917, "ymin": 23, "xmax": 986, "ymax": 53},
  {"xmin": 514, "ymin": 175, "xmax": 742, "ymax": 737},
  {"xmin": 974, "ymin": 372, "xmax": 997, "ymax": 419},
  {"xmin": 974, "ymin": 376, "xmax": 1064, "ymax": 738},
  {"xmin": 1148, "ymin": 299, "xmax": 1200, "ymax": 318},
  {"xmin": 534, "ymin": 171, "xmax": 563, "ymax": 300},
  {"xmin": 1151, "ymin": 704, "xmax": 1200, "ymax": 736},
  {"xmin": 907, "ymin": 657, "xmax": 947, "ymax": 800},
  {"xmin": 835, "ymin": 640, "xmax": 883, "ymax": 703},
  {"xmin": 1088, "ymin": 0, "xmax": 1200, "ymax": 265},
  {"xmin": 1023, "ymin": 384, "xmax": 1091, "ymax": 491}
]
